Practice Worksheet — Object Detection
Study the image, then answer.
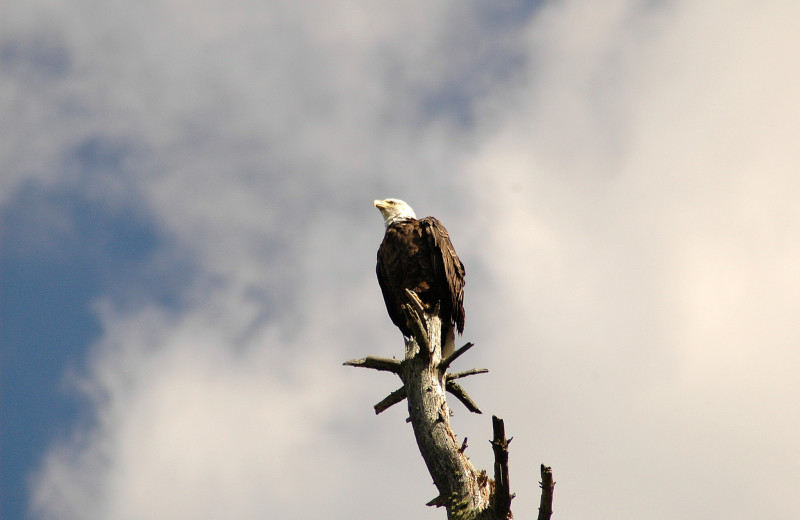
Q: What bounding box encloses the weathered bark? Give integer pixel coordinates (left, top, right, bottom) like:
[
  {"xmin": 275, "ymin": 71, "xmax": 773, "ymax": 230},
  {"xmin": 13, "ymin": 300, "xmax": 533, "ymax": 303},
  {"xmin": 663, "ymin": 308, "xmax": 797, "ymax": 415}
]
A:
[{"xmin": 402, "ymin": 326, "xmax": 492, "ymax": 518}]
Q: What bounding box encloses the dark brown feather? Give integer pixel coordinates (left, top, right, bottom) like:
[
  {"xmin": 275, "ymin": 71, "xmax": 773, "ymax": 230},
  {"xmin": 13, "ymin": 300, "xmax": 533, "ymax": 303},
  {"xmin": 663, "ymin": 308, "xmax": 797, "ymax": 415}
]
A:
[{"xmin": 376, "ymin": 216, "xmax": 465, "ymax": 338}]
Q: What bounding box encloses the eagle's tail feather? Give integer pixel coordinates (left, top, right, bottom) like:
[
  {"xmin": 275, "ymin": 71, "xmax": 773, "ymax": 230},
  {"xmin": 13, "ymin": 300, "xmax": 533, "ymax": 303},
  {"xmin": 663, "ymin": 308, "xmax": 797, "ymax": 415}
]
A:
[{"xmin": 442, "ymin": 326, "xmax": 456, "ymax": 359}]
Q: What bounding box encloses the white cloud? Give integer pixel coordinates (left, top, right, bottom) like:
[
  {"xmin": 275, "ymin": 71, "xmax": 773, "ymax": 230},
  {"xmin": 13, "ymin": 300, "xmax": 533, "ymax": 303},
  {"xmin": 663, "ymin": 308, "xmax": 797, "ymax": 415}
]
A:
[
  {"xmin": 464, "ymin": 1, "xmax": 800, "ymax": 518},
  {"xmin": 6, "ymin": 0, "xmax": 800, "ymax": 519}
]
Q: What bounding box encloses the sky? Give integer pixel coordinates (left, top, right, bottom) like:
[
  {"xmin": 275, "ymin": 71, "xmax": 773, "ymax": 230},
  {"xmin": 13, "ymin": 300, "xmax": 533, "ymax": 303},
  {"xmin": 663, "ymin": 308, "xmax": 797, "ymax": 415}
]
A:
[{"xmin": 2, "ymin": 1, "xmax": 800, "ymax": 519}]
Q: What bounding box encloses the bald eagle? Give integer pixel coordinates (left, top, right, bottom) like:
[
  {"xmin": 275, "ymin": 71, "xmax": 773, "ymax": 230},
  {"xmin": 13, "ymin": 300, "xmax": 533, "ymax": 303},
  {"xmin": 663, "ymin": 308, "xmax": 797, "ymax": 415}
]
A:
[{"xmin": 374, "ymin": 198, "xmax": 465, "ymax": 358}]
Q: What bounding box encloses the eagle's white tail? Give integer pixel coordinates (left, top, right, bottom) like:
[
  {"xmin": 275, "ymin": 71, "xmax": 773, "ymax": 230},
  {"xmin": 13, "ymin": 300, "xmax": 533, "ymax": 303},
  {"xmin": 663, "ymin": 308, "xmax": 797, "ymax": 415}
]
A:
[{"xmin": 442, "ymin": 326, "xmax": 456, "ymax": 359}]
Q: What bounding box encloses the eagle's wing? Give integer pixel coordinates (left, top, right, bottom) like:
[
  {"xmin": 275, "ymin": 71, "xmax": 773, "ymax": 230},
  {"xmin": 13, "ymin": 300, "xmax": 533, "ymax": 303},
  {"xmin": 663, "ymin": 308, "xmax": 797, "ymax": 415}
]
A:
[
  {"xmin": 376, "ymin": 239, "xmax": 407, "ymax": 335},
  {"xmin": 420, "ymin": 217, "xmax": 466, "ymax": 334}
]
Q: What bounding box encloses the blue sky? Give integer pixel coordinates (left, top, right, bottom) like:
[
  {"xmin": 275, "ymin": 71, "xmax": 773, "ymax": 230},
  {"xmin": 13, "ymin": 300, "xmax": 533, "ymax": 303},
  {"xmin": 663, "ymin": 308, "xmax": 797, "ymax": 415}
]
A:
[
  {"xmin": 0, "ymin": 169, "xmax": 182, "ymax": 519},
  {"xmin": 3, "ymin": 1, "xmax": 800, "ymax": 520}
]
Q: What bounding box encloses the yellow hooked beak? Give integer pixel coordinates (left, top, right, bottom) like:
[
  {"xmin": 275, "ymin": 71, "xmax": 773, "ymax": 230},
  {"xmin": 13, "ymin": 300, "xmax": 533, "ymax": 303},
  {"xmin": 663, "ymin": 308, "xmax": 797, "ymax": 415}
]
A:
[{"xmin": 373, "ymin": 199, "xmax": 386, "ymax": 209}]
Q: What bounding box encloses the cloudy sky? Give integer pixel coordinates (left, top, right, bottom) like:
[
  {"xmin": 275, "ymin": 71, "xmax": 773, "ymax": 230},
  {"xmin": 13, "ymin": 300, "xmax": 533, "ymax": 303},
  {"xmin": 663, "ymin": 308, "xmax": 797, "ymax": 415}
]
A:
[{"xmin": 3, "ymin": 1, "xmax": 800, "ymax": 519}]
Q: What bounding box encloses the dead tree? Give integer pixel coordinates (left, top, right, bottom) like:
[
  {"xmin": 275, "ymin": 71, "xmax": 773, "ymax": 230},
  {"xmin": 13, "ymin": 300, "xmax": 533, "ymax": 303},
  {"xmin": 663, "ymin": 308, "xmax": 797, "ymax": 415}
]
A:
[{"xmin": 345, "ymin": 290, "xmax": 555, "ymax": 519}]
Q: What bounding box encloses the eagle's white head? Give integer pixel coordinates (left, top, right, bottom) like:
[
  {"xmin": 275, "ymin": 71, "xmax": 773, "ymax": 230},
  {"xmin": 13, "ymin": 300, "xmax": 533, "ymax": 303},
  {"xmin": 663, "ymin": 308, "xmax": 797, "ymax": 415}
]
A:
[{"xmin": 373, "ymin": 198, "xmax": 417, "ymax": 228}]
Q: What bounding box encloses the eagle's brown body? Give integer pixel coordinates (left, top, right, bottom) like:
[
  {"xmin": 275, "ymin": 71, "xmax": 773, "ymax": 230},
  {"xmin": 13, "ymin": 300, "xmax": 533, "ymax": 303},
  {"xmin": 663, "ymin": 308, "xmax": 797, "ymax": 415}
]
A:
[{"xmin": 376, "ymin": 215, "xmax": 465, "ymax": 351}]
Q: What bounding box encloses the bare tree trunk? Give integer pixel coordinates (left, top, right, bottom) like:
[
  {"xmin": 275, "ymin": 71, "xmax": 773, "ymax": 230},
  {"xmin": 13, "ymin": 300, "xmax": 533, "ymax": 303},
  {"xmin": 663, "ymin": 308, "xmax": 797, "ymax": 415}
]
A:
[
  {"xmin": 403, "ymin": 327, "xmax": 492, "ymax": 518},
  {"xmin": 345, "ymin": 293, "xmax": 553, "ymax": 518}
]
